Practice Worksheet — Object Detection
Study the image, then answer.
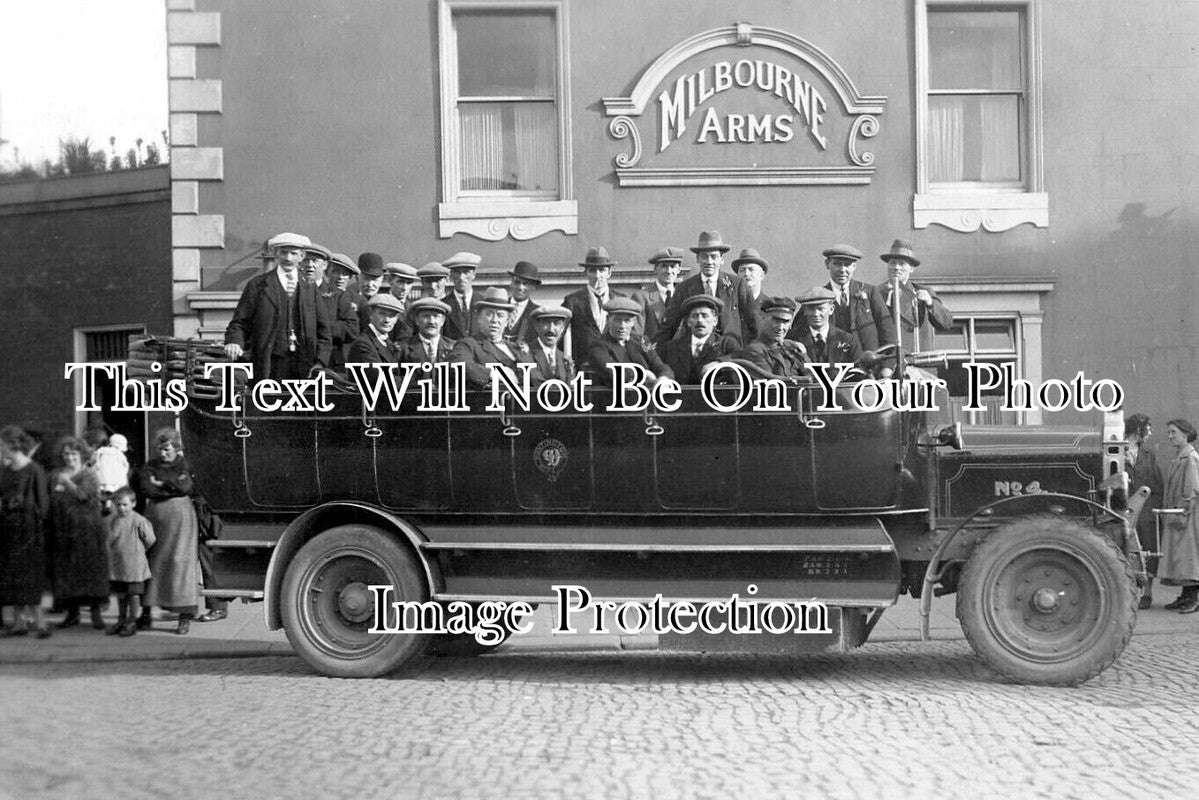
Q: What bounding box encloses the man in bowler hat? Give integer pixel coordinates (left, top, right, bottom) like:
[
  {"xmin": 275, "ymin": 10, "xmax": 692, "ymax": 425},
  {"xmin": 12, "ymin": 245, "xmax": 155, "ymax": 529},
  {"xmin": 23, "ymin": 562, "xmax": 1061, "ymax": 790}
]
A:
[
  {"xmin": 656, "ymin": 231, "xmax": 757, "ymax": 347},
  {"xmin": 506, "ymin": 261, "xmax": 542, "ymax": 346}
]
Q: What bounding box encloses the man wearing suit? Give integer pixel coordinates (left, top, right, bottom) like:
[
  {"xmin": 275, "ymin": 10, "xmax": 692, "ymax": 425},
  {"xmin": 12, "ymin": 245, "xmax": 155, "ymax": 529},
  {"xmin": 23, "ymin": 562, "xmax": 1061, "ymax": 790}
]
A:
[
  {"xmin": 738, "ymin": 297, "xmax": 810, "ymax": 379},
  {"xmin": 418, "ymin": 262, "xmax": 450, "ymax": 299},
  {"xmin": 631, "ymin": 247, "xmax": 685, "ymax": 345},
  {"xmin": 224, "ymin": 231, "xmax": 332, "ymax": 382},
  {"xmin": 356, "ymin": 252, "xmax": 387, "ymax": 332},
  {"xmin": 506, "ymin": 261, "xmax": 542, "ymax": 347},
  {"xmin": 528, "ymin": 306, "xmax": 574, "ymax": 385},
  {"xmin": 787, "ymin": 287, "xmax": 862, "ymax": 365},
  {"xmin": 448, "ymin": 287, "xmax": 536, "ymax": 390},
  {"xmin": 820, "ymin": 243, "xmax": 895, "ymax": 353},
  {"xmin": 656, "ymin": 231, "xmax": 758, "ymax": 347},
  {"xmin": 563, "ymin": 246, "xmax": 626, "ymax": 368},
  {"xmin": 441, "ymin": 252, "xmax": 481, "ymax": 341},
  {"xmin": 347, "ymin": 294, "xmax": 406, "ymax": 363},
  {"xmin": 588, "ymin": 297, "xmax": 674, "ymax": 387},
  {"xmin": 383, "ymin": 262, "xmax": 419, "ymax": 344},
  {"xmin": 657, "ymin": 295, "xmax": 741, "ymax": 384},
  {"xmin": 304, "ymin": 248, "xmax": 360, "ymax": 369},
  {"xmin": 395, "ymin": 298, "xmax": 455, "ymax": 365},
  {"xmin": 877, "ymin": 239, "xmax": 953, "ymax": 352}
]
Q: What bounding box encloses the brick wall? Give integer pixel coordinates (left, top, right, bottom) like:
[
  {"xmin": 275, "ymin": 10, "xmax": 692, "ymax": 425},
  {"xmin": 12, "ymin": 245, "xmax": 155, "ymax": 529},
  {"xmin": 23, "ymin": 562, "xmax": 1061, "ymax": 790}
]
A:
[{"xmin": 0, "ymin": 167, "xmax": 172, "ymax": 438}]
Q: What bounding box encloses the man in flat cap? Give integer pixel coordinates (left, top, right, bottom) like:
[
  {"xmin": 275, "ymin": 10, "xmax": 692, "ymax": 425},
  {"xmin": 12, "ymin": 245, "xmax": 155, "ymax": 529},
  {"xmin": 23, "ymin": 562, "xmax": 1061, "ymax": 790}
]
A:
[
  {"xmin": 657, "ymin": 231, "xmax": 757, "ymax": 347},
  {"xmin": 224, "ymin": 232, "xmax": 332, "ymax": 381},
  {"xmin": 563, "ymin": 246, "xmax": 627, "ymax": 368},
  {"xmin": 821, "ymin": 243, "xmax": 895, "ymax": 353},
  {"xmin": 356, "ymin": 253, "xmax": 387, "ymax": 332},
  {"xmin": 384, "ymin": 262, "xmax": 420, "ymax": 344},
  {"xmin": 588, "ymin": 297, "xmax": 674, "ymax": 387},
  {"xmin": 396, "ymin": 297, "xmax": 455, "ymax": 365},
  {"xmin": 441, "ymin": 252, "xmax": 482, "ymax": 341},
  {"xmin": 347, "ymin": 294, "xmax": 405, "ymax": 364},
  {"xmin": 787, "ymin": 288, "xmax": 862, "ymax": 365},
  {"xmin": 506, "ymin": 261, "xmax": 542, "ymax": 346},
  {"xmin": 738, "ymin": 297, "xmax": 810, "ymax": 379},
  {"xmin": 448, "ymin": 287, "xmax": 535, "ymax": 390},
  {"xmin": 631, "ymin": 247, "xmax": 685, "ymax": 345},
  {"xmin": 308, "ymin": 249, "xmax": 361, "ymax": 369},
  {"xmin": 657, "ymin": 295, "xmax": 741, "ymax": 384},
  {"xmin": 528, "ymin": 306, "xmax": 574, "ymax": 385},
  {"xmin": 418, "ymin": 262, "xmax": 450, "ymax": 300},
  {"xmin": 877, "ymin": 239, "xmax": 952, "ymax": 351}
]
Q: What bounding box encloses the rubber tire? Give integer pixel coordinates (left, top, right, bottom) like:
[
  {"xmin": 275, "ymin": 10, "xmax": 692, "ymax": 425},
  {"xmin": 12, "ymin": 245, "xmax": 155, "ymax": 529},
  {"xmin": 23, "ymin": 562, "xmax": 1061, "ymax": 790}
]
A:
[
  {"xmin": 957, "ymin": 515, "xmax": 1137, "ymax": 686},
  {"xmin": 280, "ymin": 524, "xmax": 430, "ymax": 678}
]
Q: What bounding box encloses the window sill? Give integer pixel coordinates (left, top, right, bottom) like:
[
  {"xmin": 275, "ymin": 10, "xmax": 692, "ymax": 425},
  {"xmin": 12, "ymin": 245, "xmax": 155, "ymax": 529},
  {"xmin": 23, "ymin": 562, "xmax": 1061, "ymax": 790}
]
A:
[
  {"xmin": 437, "ymin": 199, "xmax": 578, "ymax": 241},
  {"xmin": 913, "ymin": 192, "xmax": 1047, "ymax": 232}
]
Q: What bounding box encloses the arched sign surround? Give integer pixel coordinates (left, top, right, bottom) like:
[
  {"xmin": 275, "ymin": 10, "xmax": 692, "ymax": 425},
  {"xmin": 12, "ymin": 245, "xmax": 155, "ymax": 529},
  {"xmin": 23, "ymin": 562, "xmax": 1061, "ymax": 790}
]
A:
[{"xmin": 602, "ymin": 23, "xmax": 886, "ymax": 186}]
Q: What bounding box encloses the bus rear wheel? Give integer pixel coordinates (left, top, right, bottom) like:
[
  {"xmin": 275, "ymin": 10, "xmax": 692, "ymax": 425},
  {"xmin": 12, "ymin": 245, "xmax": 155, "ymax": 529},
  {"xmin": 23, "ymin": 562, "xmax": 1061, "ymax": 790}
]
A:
[{"xmin": 280, "ymin": 524, "xmax": 430, "ymax": 678}]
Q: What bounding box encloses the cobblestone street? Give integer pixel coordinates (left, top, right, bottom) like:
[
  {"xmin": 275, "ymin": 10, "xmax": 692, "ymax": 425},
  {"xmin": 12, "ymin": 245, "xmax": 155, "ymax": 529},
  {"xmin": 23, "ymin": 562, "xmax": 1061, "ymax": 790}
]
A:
[{"xmin": 3, "ymin": 631, "xmax": 1197, "ymax": 799}]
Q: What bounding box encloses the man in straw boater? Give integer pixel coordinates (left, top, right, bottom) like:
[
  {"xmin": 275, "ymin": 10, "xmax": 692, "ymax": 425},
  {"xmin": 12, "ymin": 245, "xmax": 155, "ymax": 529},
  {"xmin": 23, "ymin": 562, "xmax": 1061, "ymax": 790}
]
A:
[
  {"xmin": 820, "ymin": 242, "xmax": 895, "ymax": 353},
  {"xmin": 347, "ymin": 294, "xmax": 406, "ymax": 364},
  {"xmin": 657, "ymin": 230, "xmax": 758, "ymax": 347},
  {"xmin": 563, "ymin": 246, "xmax": 626, "ymax": 367},
  {"xmin": 876, "ymin": 238, "xmax": 952, "ymax": 352},
  {"xmin": 528, "ymin": 306, "xmax": 575, "ymax": 384},
  {"xmin": 631, "ymin": 246, "xmax": 686, "ymax": 345},
  {"xmin": 396, "ymin": 297, "xmax": 456, "ymax": 365},
  {"xmin": 448, "ymin": 286, "xmax": 536, "ymax": 390},
  {"xmin": 441, "ymin": 252, "xmax": 482, "ymax": 341},
  {"xmin": 588, "ymin": 297, "xmax": 674, "ymax": 387},
  {"xmin": 738, "ymin": 297, "xmax": 810, "ymax": 379},
  {"xmin": 786, "ymin": 287, "xmax": 862, "ymax": 365},
  {"xmin": 506, "ymin": 260, "xmax": 543, "ymax": 346},
  {"xmin": 224, "ymin": 232, "xmax": 332, "ymax": 381},
  {"xmin": 656, "ymin": 294, "xmax": 742, "ymax": 384}
]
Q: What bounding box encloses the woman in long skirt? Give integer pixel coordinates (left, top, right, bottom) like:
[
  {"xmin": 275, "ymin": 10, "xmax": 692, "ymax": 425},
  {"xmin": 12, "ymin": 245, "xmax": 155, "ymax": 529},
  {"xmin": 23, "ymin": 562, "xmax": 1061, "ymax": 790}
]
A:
[
  {"xmin": 138, "ymin": 427, "xmax": 198, "ymax": 635},
  {"xmin": 1159, "ymin": 418, "xmax": 1199, "ymax": 613},
  {"xmin": 48, "ymin": 436, "xmax": 110, "ymax": 629},
  {"xmin": 0, "ymin": 426, "xmax": 51, "ymax": 638}
]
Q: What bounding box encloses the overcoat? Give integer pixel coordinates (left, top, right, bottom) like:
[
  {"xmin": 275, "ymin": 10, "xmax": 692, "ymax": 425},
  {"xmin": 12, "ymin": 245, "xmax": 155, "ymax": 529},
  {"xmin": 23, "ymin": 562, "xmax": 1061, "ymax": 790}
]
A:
[
  {"xmin": 224, "ymin": 271, "xmax": 332, "ymax": 380},
  {"xmin": 1160, "ymin": 443, "xmax": 1199, "ymax": 585}
]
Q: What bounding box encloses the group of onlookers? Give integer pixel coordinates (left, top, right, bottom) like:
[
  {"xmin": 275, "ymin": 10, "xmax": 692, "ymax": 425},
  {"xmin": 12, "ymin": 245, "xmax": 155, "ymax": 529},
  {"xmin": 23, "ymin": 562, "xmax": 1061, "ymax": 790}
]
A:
[
  {"xmin": 0, "ymin": 424, "xmax": 226, "ymax": 638},
  {"xmin": 221, "ymin": 230, "xmax": 956, "ymax": 389},
  {"xmin": 1127, "ymin": 414, "xmax": 1199, "ymax": 612}
]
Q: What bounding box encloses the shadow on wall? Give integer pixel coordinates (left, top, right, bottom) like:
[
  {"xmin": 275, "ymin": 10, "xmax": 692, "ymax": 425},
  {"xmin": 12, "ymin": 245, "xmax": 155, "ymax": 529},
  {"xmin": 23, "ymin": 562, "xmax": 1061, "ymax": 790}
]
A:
[{"xmin": 1046, "ymin": 201, "xmax": 1195, "ymax": 428}]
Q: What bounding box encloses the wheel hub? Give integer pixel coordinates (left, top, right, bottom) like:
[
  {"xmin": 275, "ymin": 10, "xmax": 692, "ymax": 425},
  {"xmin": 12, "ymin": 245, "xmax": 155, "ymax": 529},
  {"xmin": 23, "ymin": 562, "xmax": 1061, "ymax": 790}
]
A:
[
  {"xmin": 337, "ymin": 581, "xmax": 374, "ymax": 624},
  {"xmin": 1032, "ymin": 587, "xmax": 1061, "ymax": 613}
]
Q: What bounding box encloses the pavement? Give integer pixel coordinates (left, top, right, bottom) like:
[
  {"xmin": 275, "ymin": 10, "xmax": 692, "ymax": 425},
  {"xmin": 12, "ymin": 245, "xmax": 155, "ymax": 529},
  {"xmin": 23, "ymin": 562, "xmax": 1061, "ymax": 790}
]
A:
[{"xmin": 2, "ymin": 588, "xmax": 1195, "ymax": 665}]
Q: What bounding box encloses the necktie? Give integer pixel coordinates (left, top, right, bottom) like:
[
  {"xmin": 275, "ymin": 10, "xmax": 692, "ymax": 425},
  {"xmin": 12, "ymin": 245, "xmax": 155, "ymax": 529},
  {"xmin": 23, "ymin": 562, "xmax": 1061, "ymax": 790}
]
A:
[
  {"xmin": 283, "ymin": 272, "xmax": 297, "ymax": 296},
  {"xmin": 424, "ymin": 339, "xmax": 435, "ymax": 361},
  {"xmin": 705, "ymin": 280, "xmax": 716, "ymax": 297},
  {"xmin": 594, "ymin": 292, "xmax": 607, "ymax": 330},
  {"xmin": 692, "ymin": 341, "xmax": 701, "ymax": 358},
  {"xmin": 813, "ymin": 333, "xmax": 824, "ymax": 360},
  {"xmin": 664, "ymin": 288, "xmax": 673, "ymax": 304}
]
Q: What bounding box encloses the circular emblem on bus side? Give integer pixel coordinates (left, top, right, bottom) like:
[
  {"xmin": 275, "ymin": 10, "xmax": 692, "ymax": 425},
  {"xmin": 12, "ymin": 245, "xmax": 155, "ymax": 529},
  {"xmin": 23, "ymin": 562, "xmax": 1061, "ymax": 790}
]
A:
[{"xmin": 534, "ymin": 438, "xmax": 568, "ymax": 482}]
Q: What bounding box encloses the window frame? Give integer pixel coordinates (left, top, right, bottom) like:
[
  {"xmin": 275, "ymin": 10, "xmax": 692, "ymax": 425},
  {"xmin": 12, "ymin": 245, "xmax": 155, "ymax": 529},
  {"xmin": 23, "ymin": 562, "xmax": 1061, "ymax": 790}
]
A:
[
  {"xmin": 437, "ymin": 0, "xmax": 577, "ymax": 240},
  {"xmin": 913, "ymin": 0, "xmax": 1047, "ymax": 232}
]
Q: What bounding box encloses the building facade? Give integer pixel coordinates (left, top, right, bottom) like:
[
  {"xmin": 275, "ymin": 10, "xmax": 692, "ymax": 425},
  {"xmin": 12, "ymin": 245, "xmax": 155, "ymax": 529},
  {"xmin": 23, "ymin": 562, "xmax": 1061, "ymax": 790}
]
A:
[
  {"xmin": 0, "ymin": 166, "xmax": 173, "ymax": 458},
  {"xmin": 166, "ymin": 0, "xmax": 1198, "ymax": 427}
]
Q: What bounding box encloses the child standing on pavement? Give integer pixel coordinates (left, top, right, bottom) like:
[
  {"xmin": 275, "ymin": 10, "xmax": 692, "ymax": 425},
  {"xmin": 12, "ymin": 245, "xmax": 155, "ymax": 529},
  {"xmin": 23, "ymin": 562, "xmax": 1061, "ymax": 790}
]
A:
[{"xmin": 105, "ymin": 486, "xmax": 155, "ymax": 637}]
